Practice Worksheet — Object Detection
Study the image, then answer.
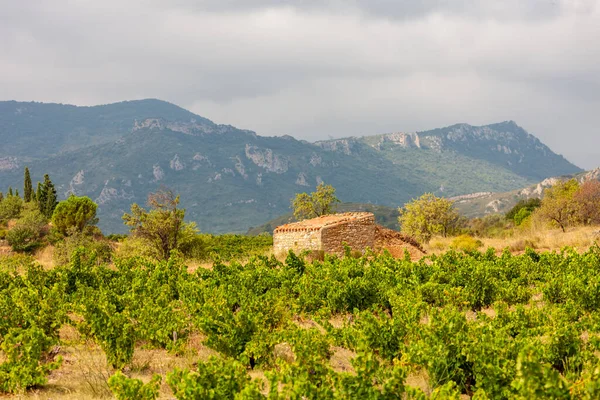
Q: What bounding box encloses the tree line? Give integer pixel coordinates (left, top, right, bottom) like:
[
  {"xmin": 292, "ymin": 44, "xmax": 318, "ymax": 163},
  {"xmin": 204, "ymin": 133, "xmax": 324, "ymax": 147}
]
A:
[
  {"xmin": 0, "ymin": 168, "xmax": 58, "ymax": 221},
  {"xmin": 399, "ymin": 178, "xmax": 600, "ymax": 243},
  {"xmin": 0, "ymin": 170, "xmax": 271, "ymax": 263},
  {"xmin": 289, "ymin": 178, "xmax": 600, "ymax": 246}
]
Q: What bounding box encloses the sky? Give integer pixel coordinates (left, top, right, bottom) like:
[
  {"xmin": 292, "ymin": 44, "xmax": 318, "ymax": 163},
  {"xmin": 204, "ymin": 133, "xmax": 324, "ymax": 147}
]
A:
[{"xmin": 1, "ymin": 0, "xmax": 599, "ymax": 169}]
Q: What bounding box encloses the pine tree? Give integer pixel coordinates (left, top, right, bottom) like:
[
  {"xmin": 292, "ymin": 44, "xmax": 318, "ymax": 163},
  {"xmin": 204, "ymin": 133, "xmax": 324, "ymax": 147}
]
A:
[
  {"xmin": 23, "ymin": 167, "xmax": 33, "ymax": 202},
  {"xmin": 8, "ymin": 187, "xmax": 13, "ymax": 197}
]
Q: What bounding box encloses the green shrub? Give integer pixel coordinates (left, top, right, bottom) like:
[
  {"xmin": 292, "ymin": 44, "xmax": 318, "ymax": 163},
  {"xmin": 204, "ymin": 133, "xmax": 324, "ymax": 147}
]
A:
[
  {"xmin": 192, "ymin": 234, "xmax": 272, "ymax": 262},
  {"xmin": 167, "ymin": 357, "xmax": 262, "ymax": 399},
  {"xmin": 51, "ymin": 195, "xmax": 98, "ymax": 235},
  {"xmin": 5, "ymin": 205, "xmax": 48, "ymax": 253},
  {"xmin": 0, "ymin": 327, "xmax": 62, "ymax": 393},
  {"xmin": 53, "ymin": 231, "xmax": 113, "ymax": 266},
  {"xmin": 450, "ymin": 235, "xmax": 483, "ymax": 252},
  {"xmin": 0, "ymin": 196, "xmax": 23, "ymax": 222},
  {"xmin": 506, "ymin": 198, "xmax": 542, "ymax": 222},
  {"xmin": 17, "ymin": 206, "xmax": 47, "ymax": 232},
  {"xmin": 6, "ymin": 226, "xmax": 41, "ymax": 253},
  {"xmin": 514, "ymin": 208, "xmax": 532, "ymax": 226},
  {"xmin": 79, "ymin": 291, "xmax": 135, "ymax": 369},
  {"xmin": 465, "ymin": 214, "xmax": 510, "ymax": 238},
  {"xmin": 108, "ymin": 371, "xmax": 161, "ymax": 400},
  {"xmin": 107, "ymin": 233, "xmax": 128, "ymax": 242},
  {"xmin": 511, "ymin": 346, "xmax": 571, "ymax": 399},
  {"xmin": 115, "ymin": 236, "xmax": 161, "ymax": 260}
]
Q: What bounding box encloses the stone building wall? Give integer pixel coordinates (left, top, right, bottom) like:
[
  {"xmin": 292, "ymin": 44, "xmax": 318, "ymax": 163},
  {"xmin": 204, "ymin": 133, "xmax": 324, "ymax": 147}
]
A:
[
  {"xmin": 320, "ymin": 214, "xmax": 376, "ymax": 255},
  {"xmin": 273, "ymin": 228, "xmax": 322, "ymax": 254}
]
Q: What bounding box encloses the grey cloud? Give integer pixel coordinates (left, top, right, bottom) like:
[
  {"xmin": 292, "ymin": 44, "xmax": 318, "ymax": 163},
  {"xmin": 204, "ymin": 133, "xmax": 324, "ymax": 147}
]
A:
[{"xmin": 173, "ymin": 0, "xmax": 569, "ymax": 20}]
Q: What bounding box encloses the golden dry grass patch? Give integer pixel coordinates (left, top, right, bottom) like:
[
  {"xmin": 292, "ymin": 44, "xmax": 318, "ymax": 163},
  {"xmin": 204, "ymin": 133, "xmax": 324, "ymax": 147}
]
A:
[
  {"xmin": 293, "ymin": 316, "xmax": 327, "ymax": 334},
  {"xmin": 405, "ymin": 369, "xmax": 431, "ymax": 395},
  {"xmin": 4, "ymin": 330, "xmax": 223, "ymax": 399},
  {"xmin": 33, "ymin": 245, "xmax": 55, "ymax": 269},
  {"xmin": 426, "ymin": 226, "xmax": 600, "ymax": 256}
]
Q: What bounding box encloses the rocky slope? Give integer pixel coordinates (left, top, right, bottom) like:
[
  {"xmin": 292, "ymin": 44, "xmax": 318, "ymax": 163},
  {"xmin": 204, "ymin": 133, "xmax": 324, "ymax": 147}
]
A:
[
  {"xmin": 0, "ymin": 99, "xmax": 583, "ymax": 233},
  {"xmin": 454, "ymin": 168, "xmax": 600, "ymax": 217}
]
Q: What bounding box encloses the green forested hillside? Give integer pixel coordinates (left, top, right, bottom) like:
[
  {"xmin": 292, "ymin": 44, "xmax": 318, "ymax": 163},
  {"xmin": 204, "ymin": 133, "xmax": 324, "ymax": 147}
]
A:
[{"xmin": 0, "ymin": 100, "xmax": 582, "ymax": 233}]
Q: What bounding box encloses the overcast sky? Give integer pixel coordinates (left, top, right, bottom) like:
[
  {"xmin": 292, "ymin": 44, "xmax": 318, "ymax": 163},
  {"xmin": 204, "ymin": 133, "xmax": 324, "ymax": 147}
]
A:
[{"xmin": 1, "ymin": 0, "xmax": 599, "ymax": 169}]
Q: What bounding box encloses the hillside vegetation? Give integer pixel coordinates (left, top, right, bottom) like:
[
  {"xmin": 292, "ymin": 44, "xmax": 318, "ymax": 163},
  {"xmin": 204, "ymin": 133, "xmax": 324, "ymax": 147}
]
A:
[
  {"xmin": 3, "ymin": 243, "xmax": 600, "ymax": 398},
  {"xmin": 0, "ymin": 99, "xmax": 582, "ymax": 233},
  {"xmin": 1, "ymin": 174, "xmax": 600, "ymax": 398}
]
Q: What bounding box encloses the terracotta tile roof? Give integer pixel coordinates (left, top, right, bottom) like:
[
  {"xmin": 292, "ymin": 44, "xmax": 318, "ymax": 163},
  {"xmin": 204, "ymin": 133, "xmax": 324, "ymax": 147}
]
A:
[{"xmin": 274, "ymin": 212, "xmax": 374, "ymax": 233}]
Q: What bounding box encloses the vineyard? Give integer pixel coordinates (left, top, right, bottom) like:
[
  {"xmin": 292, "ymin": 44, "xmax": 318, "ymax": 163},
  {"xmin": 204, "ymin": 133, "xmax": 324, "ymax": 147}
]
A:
[{"xmin": 3, "ymin": 245, "xmax": 600, "ymax": 399}]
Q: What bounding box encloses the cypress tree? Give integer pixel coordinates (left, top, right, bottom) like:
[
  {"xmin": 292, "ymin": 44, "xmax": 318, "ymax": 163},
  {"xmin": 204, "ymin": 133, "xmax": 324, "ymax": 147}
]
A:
[
  {"xmin": 45, "ymin": 183, "xmax": 57, "ymax": 218},
  {"xmin": 38, "ymin": 178, "xmax": 48, "ymax": 214},
  {"xmin": 39, "ymin": 174, "xmax": 58, "ymax": 218},
  {"xmin": 23, "ymin": 167, "xmax": 33, "ymax": 202},
  {"xmin": 15, "ymin": 189, "xmax": 20, "ymax": 198},
  {"xmin": 8, "ymin": 187, "xmax": 13, "ymax": 197},
  {"xmin": 36, "ymin": 182, "xmax": 42, "ymax": 203},
  {"xmin": 0, "ymin": 192, "xmax": 3, "ymax": 203}
]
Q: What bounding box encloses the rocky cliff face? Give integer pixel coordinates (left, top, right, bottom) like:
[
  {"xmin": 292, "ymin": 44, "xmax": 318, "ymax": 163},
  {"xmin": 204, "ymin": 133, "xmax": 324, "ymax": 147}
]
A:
[{"xmin": 0, "ymin": 100, "xmax": 584, "ymax": 233}]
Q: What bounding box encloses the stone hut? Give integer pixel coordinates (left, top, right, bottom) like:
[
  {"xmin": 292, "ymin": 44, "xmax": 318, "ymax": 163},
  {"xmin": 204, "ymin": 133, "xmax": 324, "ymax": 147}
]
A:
[
  {"xmin": 273, "ymin": 212, "xmax": 426, "ymax": 258},
  {"xmin": 273, "ymin": 212, "xmax": 376, "ymax": 256}
]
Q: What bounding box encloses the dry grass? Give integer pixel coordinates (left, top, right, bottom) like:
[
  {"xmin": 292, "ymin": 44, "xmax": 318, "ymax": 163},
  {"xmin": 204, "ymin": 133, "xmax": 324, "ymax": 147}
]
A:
[
  {"xmin": 33, "ymin": 245, "xmax": 55, "ymax": 269},
  {"xmin": 329, "ymin": 346, "xmax": 356, "ymax": 373},
  {"xmin": 405, "ymin": 369, "xmax": 431, "ymax": 394},
  {"xmin": 185, "ymin": 249, "xmax": 274, "ymax": 273},
  {"xmin": 5, "ymin": 327, "xmax": 221, "ymax": 400},
  {"xmin": 426, "ymin": 226, "xmax": 600, "ymax": 256},
  {"xmin": 184, "ymin": 260, "xmax": 214, "ymax": 273}
]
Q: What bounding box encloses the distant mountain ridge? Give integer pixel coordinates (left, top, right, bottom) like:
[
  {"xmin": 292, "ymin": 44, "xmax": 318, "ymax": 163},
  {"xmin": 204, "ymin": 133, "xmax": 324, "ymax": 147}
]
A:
[
  {"xmin": 0, "ymin": 99, "xmax": 583, "ymax": 233},
  {"xmin": 322, "ymin": 120, "xmax": 578, "ymax": 182}
]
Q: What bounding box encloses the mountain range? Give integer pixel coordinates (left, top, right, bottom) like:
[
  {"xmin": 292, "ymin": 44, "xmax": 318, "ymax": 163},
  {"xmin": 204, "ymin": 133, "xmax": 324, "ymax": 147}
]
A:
[{"xmin": 0, "ymin": 99, "xmax": 583, "ymax": 233}]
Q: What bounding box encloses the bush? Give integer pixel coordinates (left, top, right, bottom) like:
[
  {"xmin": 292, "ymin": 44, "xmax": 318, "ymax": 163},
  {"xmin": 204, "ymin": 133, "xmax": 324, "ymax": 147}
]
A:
[
  {"xmin": 79, "ymin": 292, "xmax": 135, "ymax": 369},
  {"xmin": 51, "ymin": 195, "xmax": 98, "ymax": 235},
  {"xmin": 167, "ymin": 357, "xmax": 262, "ymax": 399},
  {"xmin": 450, "ymin": 235, "xmax": 483, "ymax": 252},
  {"xmin": 115, "ymin": 236, "xmax": 161, "ymax": 260},
  {"xmin": 465, "ymin": 214, "xmax": 510, "ymax": 238},
  {"xmin": 0, "ymin": 327, "xmax": 62, "ymax": 393},
  {"xmin": 108, "ymin": 371, "xmax": 161, "ymax": 400},
  {"xmin": 197, "ymin": 234, "xmax": 273, "ymax": 262},
  {"xmin": 6, "ymin": 226, "xmax": 41, "ymax": 253},
  {"xmin": 5, "ymin": 205, "xmax": 49, "ymax": 253},
  {"xmin": 18, "ymin": 205, "xmax": 47, "ymax": 232},
  {"xmin": 506, "ymin": 198, "xmax": 542, "ymax": 222},
  {"xmin": 107, "ymin": 233, "xmax": 128, "ymax": 242},
  {"xmin": 514, "ymin": 208, "xmax": 532, "ymax": 226},
  {"xmin": 53, "ymin": 231, "xmax": 113, "ymax": 266},
  {"xmin": 0, "ymin": 196, "xmax": 23, "ymax": 222}
]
